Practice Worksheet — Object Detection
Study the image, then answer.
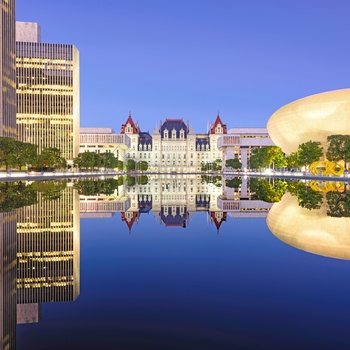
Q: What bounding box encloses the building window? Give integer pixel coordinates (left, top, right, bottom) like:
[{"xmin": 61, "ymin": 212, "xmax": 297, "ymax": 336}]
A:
[
  {"xmin": 216, "ymin": 124, "xmax": 222, "ymax": 133},
  {"xmin": 172, "ymin": 129, "xmax": 176, "ymax": 139}
]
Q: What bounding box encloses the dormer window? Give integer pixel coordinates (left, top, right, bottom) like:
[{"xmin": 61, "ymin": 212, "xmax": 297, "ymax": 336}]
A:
[
  {"xmin": 180, "ymin": 129, "xmax": 185, "ymax": 140},
  {"xmin": 126, "ymin": 123, "xmax": 133, "ymax": 133},
  {"xmin": 172, "ymin": 129, "xmax": 177, "ymax": 139},
  {"xmin": 216, "ymin": 124, "xmax": 222, "ymax": 134},
  {"xmin": 164, "ymin": 129, "xmax": 169, "ymax": 139}
]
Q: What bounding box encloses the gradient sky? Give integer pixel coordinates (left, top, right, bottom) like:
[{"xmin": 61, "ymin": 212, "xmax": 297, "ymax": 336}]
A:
[{"xmin": 16, "ymin": 0, "xmax": 350, "ymax": 133}]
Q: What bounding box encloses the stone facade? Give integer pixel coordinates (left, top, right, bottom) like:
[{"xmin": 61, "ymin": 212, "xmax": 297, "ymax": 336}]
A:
[{"xmin": 121, "ymin": 113, "xmax": 226, "ymax": 172}]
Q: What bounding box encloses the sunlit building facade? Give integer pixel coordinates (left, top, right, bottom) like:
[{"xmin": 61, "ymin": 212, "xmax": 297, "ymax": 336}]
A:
[
  {"xmin": 79, "ymin": 127, "xmax": 130, "ymax": 161},
  {"xmin": 267, "ymin": 88, "xmax": 350, "ymax": 155},
  {"xmin": 16, "ymin": 22, "xmax": 80, "ymax": 163},
  {"xmin": 16, "ymin": 186, "xmax": 80, "ymax": 304},
  {"xmin": 0, "ymin": 0, "xmax": 17, "ymax": 138},
  {"xmin": 120, "ymin": 113, "xmax": 225, "ymax": 172}
]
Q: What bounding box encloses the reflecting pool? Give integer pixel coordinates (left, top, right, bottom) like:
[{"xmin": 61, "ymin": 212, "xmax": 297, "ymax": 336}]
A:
[{"xmin": 0, "ymin": 175, "xmax": 349, "ymax": 349}]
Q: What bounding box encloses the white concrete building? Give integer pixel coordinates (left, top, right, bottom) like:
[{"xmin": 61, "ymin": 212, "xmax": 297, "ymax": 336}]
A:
[
  {"xmin": 218, "ymin": 127, "xmax": 275, "ymax": 170},
  {"xmin": 79, "ymin": 127, "xmax": 130, "ymax": 160}
]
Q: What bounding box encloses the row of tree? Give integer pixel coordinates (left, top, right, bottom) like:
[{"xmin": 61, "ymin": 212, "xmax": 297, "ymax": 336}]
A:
[
  {"xmin": 248, "ymin": 142, "xmax": 324, "ymax": 170},
  {"xmin": 73, "ymin": 151, "xmax": 123, "ymax": 171},
  {"xmin": 125, "ymin": 159, "xmax": 149, "ymax": 171},
  {"xmin": 0, "ymin": 137, "xmax": 150, "ymax": 172},
  {"xmin": 201, "ymin": 159, "xmax": 222, "ymax": 172},
  {"xmin": 0, "ymin": 137, "xmax": 67, "ymax": 171},
  {"xmin": 249, "ymin": 177, "xmax": 350, "ymax": 217},
  {"xmin": 249, "ymin": 135, "xmax": 350, "ymax": 171},
  {"xmin": 0, "ymin": 180, "xmax": 67, "ymax": 212}
]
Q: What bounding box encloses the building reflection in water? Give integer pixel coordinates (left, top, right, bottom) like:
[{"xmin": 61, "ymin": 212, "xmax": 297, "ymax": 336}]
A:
[
  {"xmin": 79, "ymin": 175, "xmax": 273, "ymax": 233},
  {"xmin": 0, "ymin": 212, "xmax": 17, "ymax": 349},
  {"xmin": 0, "ymin": 176, "xmax": 347, "ymax": 347},
  {"xmin": 266, "ymin": 192, "xmax": 350, "ymax": 260},
  {"xmin": 14, "ymin": 183, "xmax": 80, "ymax": 349},
  {"xmin": 17, "ymin": 185, "xmax": 80, "ymax": 305}
]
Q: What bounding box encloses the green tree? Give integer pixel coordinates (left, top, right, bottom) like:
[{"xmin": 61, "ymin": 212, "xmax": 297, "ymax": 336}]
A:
[
  {"xmin": 136, "ymin": 175, "xmax": 148, "ymax": 185},
  {"xmin": 226, "ymin": 158, "xmax": 242, "ymax": 170},
  {"xmin": 287, "ymin": 181, "xmax": 323, "ymax": 210},
  {"xmin": 38, "ymin": 147, "xmax": 67, "ymax": 170},
  {"xmin": 212, "ymin": 158, "xmax": 222, "ymax": 171},
  {"xmin": 250, "ymin": 178, "xmax": 287, "ymax": 203},
  {"xmin": 17, "ymin": 142, "xmax": 38, "ymax": 170},
  {"xmin": 249, "ymin": 148, "xmax": 266, "ymax": 170},
  {"xmin": 80, "ymin": 151, "xmax": 96, "ymax": 170},
  {"xmin": 249, "ymin": 146, "xmax": 286, "ymax": 170},
  {"xmin": 126, "ymin": 176, "xmax": 136, "ymax": 186},
  {"xmin": 298, "ymin": 141, "xmax": 323, "ymax": 170},
  {"xmin": 31, "ymin": 180, "xmax": 67, "ymax": 201},
  {"xmin": 73, "ymin": 178, "xmax": 122, "ymax": 196},
  {"xmin": 326, "ymin": 135, "xmax": 350, "ymax": 169},
  {"xmin": 201, "ymin": 162, "xmax": 210, "ymax": 171},
  {"xmin": 0, "ymin": 137, "xmax": 19, "ymax": 170},
  {"xmin": 73, "ymin": 179, "xmax": 97, "ymax": 195},
  {"xmin": 287, "ymin": 152, "xmax": 300, "ymax": 169},
  {"xmin": 138, "ymin": 161, "xmax": 149, "ymax": 171},
  {"xmin": 116, "ymin": 160, "xmax": 124, "ymax": 170},
  {"xmin": 0, "ymin": 181, "xmax": 38, "ymax": 212},
  {"xmin": 271, "ymin": 147, "xmax": 287, "ymax": 169},
  {"xmin": 126, "ymin": 159, "xmax": 136, "ymax": 171},
  {"xmin": 104, "ymin": 153, "xmax": 120, "ymax": 169},
  {"xmin": 326, "ymin": 191, "xmax": 350, "ymax": 217},
  {"xmin": 98, "ymin": 178, "xmax": 122, "ymax": 195},
  {"xmin": 225, "ymin": 177, "xmax": 242, "ymax": 188}
]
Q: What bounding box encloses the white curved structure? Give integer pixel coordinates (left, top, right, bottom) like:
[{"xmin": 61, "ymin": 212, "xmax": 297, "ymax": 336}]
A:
[
  {"xmin": 266, "ymin": 193, "xmax": 350, "ymax": 260},
  {"xmin": 267, "ymin": 89, "xmax": 350, "ymax": 154}
]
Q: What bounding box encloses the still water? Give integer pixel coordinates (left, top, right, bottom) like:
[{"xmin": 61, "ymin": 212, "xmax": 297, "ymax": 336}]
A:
[{"xmin": 2, "ymin": 175, "xmax": 349, "ymax": 349}]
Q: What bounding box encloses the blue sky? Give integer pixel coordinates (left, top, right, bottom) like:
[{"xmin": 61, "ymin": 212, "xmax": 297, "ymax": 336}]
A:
[{"xmin": 16, "ymin": 0, "xmax": 350, "ymax": 133}]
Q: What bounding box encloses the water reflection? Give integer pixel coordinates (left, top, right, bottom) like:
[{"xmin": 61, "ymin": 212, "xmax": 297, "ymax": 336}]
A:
[
  {"xmin": 0, "ymin": 182, "xmax": 80, "ymax": 349},
  {"xmin": 0, "ymin": 175, "xmax": 348, "ymax": 348},
  {"xmin": 267, "ymin": 192, "xmax": 350, "ymax": 260}
]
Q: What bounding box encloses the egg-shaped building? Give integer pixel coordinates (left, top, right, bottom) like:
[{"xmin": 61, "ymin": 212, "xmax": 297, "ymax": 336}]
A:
[
  {"xmin": 266, "ymin": 193, "xmax": 350, "ymax": 260},
  {"xmin": 266, "ymin": 89, "xmax": 350, "ymax": 154}
]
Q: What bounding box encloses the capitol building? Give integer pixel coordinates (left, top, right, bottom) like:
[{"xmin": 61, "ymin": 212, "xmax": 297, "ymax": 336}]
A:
[{"xmin": 80, "ymin": 113, "xmax": 274, "ymax": 172}]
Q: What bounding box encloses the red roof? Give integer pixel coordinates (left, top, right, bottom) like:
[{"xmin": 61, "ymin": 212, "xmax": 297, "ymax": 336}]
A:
[
  {"xmin": 210, "ymin": 211, "xmax": 227, "ymax": 232},
  {"xmin": 210, "ymin": 114, "xmax": 227, "ymax": 134},
  {"xmin": 121, "ymin": 212, "xmax": 140, "ymax": 233},
  {"xmin": 121, "ymin": 113, "xmax": 140, "ymax": 134}
]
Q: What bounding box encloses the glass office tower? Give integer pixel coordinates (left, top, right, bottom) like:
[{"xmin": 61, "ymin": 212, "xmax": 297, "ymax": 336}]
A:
[
  {"xmin": 16, "ymin": 22, "xmax": 80, "ymax": 163},
  {"xmin": 0, "ymin": 0, "xmax": 17, "ymax": 137}
]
